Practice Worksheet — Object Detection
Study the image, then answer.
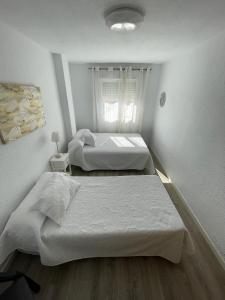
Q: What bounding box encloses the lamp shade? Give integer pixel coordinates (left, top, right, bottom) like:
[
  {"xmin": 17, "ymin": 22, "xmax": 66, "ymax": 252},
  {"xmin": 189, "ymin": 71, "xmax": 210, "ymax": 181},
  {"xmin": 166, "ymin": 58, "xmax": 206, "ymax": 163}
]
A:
[{"xmin": 51, "ymin": 131, "xmax": 60, "ymax": 143}]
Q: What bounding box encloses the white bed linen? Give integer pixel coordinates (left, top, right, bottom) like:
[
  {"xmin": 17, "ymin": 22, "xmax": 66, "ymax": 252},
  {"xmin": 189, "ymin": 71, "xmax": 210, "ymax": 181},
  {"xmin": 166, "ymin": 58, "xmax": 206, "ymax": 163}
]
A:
[
  {"xmin": 0, "ymin": 174, "xmax": 194, "ymax": 266},
  {"xmin": 68, "ymin": 133, "xmax": 155, "ymax": 173}
]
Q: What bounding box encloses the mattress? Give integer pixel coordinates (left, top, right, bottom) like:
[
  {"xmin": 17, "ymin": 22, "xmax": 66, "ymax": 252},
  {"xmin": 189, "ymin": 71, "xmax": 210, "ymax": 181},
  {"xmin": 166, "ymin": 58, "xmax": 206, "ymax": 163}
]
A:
[
  {"xmin": 68, "ymin": 133, "xmax": 155, "ymax": 173},
  {"xmin": 0, "ymin": 173, "xmax": 194, "ymax": 266}
]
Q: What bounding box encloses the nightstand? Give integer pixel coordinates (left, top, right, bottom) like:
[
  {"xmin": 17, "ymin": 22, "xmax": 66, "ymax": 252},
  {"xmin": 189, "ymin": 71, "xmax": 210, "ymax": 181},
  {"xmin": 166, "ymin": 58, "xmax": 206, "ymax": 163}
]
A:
[{"xmin": 50, "ymin": 153, "xmax": 72, "ymax": 174}]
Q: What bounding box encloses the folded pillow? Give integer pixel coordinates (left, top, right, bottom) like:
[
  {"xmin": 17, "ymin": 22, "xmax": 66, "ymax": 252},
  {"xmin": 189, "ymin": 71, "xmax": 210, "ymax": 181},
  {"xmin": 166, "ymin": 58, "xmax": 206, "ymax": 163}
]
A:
[
  {"xmin": 76, "ymin": 129, "xmax": 96, "ymax": 147},
  {"xmin": 33, "ymin": 173, "xmax": 80, "ymax": 225},
  {"xmin": 82, "ymin": 131, "xmax": 96, "ymax": 146}
]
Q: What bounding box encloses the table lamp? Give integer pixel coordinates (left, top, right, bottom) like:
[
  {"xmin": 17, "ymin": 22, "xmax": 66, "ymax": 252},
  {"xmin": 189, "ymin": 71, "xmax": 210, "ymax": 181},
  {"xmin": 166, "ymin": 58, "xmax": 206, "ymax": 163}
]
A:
[{"xmin": 51, "ymin": 131, "xmax": 61, "ymax": 158}]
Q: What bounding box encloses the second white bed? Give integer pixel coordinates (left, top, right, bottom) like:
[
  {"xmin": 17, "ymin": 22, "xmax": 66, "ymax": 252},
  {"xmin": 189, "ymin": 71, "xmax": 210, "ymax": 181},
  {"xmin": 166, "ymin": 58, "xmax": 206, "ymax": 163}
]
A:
[{"xmin": 68, "ymin": 133, "xmax": 155, "ymax": 173}]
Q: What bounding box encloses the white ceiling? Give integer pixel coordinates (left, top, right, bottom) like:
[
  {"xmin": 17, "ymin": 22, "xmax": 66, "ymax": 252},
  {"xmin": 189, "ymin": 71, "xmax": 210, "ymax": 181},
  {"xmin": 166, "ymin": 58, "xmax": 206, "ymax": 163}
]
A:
[{"xmin": 0, "ymin": 0, "xmax": 225, "ymax": 63}]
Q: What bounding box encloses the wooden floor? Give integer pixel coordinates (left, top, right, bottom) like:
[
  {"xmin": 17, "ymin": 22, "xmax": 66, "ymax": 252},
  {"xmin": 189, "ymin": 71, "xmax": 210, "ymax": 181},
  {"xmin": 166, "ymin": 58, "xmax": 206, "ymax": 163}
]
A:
[{"xmin": 8, "ymin": 165, "xmax": 225, "ymax": 300}]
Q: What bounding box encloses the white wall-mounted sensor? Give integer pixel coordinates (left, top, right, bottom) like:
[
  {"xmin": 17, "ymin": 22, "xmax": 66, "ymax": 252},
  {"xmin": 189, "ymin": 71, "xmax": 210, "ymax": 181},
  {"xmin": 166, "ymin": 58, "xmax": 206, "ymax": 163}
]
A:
[{"xmin": 160, "ymin": 92, "xmax": 166, "ymax": 107}]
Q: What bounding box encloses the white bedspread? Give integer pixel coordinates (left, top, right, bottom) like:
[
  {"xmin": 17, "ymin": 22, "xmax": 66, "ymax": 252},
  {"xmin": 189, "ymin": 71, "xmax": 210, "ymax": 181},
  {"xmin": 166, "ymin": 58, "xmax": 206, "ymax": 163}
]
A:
[
  {"xmin": 0, "ymin": 173, "xmax": 194, "ymax": 266},
  {"xmin": 68, "ymin": 133, "xmax": 155, "ymax": 173}
]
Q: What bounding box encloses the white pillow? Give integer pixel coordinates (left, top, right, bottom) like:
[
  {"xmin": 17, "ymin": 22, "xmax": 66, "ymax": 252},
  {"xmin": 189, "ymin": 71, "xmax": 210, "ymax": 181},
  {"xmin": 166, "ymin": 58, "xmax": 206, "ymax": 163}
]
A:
[
  {"xmin": 76, "ymin": 129, "xmax": 96, "ymax": 146},
  {"xmin": 33, "ymin": 173, "xmax": 80, "ymax": 225},
  {"xmin": 82, "ymin": 131, "xmax": 96, "ymax": 146}
]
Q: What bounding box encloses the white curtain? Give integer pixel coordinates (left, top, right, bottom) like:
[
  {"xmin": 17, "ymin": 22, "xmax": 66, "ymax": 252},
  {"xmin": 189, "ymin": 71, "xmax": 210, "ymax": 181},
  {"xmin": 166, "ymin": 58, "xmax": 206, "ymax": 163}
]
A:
[{"xmin": 92, "ymin": 66, "xmax": 150, "ymax": 133}]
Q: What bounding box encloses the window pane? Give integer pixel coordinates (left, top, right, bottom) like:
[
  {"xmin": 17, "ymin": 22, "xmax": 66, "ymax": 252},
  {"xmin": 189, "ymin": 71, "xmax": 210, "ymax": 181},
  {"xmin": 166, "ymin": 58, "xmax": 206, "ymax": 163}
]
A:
[
  {"xmin": 104, "ymin": 102, "xmax": 119, "ymax": 123},
  {"xmin": 102, "ymin": 80, "xmax": 120, "ymax": 102},
  {"xmin": 123, "ymin": 103, "xmax": 137, "ymax": 123},
  {"xmin": 125, "ymin": 80, "xmax": 137, "ymax": 101}
]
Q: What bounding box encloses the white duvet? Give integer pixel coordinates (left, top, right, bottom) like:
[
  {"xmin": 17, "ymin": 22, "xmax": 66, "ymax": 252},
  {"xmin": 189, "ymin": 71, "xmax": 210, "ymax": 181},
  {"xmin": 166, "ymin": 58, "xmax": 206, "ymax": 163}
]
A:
[
  {"xmin": 0, "ymin": 173, "xmax": 194, "ymax": 266},
  {"xmin": 68, "ymin": 133, "xmax": 155, "ymax": 173}
]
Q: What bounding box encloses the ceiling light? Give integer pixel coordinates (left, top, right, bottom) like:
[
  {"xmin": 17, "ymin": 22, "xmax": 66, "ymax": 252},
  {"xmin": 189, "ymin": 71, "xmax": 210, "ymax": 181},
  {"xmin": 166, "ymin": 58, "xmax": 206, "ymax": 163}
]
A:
[
  {"xmin": 105, "ymin": 7, "xmax": 144, "ymax": 32},
  {"xmin": 111, "ymin": 23, "xmax": 136, "ymax": 31}
]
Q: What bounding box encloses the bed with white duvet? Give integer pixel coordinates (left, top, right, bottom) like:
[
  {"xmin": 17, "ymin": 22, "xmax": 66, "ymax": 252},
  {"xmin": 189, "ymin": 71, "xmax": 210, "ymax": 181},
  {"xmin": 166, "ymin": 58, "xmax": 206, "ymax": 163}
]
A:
[
  {"xmin": 68, "ymin": 130, "xmax": 155, "ymax": 173},
  {"xmin": 0, "ymin": 172, "xmax": 194, "ymax": 266}
]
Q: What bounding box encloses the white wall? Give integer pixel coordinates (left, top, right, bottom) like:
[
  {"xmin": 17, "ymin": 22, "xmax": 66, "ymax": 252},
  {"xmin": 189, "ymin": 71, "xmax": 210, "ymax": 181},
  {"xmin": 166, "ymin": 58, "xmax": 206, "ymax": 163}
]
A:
[
  {"xmin": 151, "ymin": 31, "xmax": 225, "ymax": 259},
  {"xmin": 69, "ymin": 63, "xmax": 162, "ymax": 146},
  {"xmin": 69, "ymin": 64, "xmax": 93, "ymax": 131},
  {"xmin": 142, "ymin": 65, "xmax": 162, "ymax": 145},
  {"xmin": 53, "ymin": 53, "xmax": 76, "ymax": 140},
  {"xmin": 0, "ymin": 22, "xmax": 67, "ymax": 233}
]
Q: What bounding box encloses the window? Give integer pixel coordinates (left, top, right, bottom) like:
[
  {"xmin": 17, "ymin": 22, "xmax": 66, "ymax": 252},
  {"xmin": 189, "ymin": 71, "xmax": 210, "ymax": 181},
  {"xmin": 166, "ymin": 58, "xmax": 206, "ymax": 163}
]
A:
[
  {"xmin": 92, "ymin": 67, "xmax": 149, "ymax": 132},
  {"xmin": 101, "ymin": 78, "xmax": 137, "ymax": 124}
]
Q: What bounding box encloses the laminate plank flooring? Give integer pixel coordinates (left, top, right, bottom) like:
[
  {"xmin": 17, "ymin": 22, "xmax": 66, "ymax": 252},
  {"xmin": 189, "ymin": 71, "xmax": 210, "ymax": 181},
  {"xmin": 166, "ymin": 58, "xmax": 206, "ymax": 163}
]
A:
[{"xmin": 8, "ymin": 165, "xmax": 225, "ymax": 300}]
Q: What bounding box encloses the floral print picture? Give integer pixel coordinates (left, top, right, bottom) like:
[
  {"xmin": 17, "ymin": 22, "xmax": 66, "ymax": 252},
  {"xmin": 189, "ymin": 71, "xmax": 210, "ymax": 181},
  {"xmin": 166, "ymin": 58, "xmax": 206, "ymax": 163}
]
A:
[{"xmin": 0, "ymin": 83, "xmax": 45, "ymax": 143}]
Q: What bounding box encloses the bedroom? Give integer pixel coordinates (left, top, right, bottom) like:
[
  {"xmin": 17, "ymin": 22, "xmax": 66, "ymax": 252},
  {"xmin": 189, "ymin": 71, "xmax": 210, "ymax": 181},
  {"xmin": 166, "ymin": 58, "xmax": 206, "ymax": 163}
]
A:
[{"xmin": 0, "ymin": 0, "xmax": 225, "ymax": 299}]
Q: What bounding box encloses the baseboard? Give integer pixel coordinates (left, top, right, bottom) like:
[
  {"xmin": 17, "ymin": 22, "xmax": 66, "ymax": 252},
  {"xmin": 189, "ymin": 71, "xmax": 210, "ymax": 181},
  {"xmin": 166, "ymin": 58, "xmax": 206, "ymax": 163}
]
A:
[
  {"xmin": 0, "ymin": 252, "xmax": 16, "ymax": 271},
  {"xmin": 150, "ymin": 147, "xmax": 225, "ymax": 273},
  {"xmin": 149, "ymin": 147, "xmax": 170, "ymax": 178},
  {"xmin": 172, "ymin": 184, "xmax": 225, "ymax": 272}
]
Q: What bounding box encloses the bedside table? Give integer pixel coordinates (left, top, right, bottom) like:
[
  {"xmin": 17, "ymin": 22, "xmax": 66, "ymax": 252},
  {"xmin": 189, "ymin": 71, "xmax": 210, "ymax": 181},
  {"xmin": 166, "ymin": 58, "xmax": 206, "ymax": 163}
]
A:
[{"xmin": 50, "ymin": 153, "xmax": 72, "ymax": 174}]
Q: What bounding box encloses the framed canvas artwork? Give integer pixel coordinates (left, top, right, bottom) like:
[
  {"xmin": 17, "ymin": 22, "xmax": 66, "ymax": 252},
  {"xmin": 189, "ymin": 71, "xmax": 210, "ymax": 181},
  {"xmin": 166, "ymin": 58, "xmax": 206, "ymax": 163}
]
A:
[{"xmin": 0, "ymin": 83, "xmax": 45, "ymax": 143}]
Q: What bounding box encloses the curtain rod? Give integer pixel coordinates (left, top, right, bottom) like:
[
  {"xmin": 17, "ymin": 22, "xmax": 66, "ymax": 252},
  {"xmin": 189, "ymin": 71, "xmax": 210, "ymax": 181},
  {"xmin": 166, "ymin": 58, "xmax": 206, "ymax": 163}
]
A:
[{"xmin": 88, "ymin": 67, "xmax": 152, "ymax": 71}]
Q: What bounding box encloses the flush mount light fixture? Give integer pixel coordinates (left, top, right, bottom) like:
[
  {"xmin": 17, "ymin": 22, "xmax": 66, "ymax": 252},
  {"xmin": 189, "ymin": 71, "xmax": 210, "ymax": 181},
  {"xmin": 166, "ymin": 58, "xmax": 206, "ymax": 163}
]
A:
[{"xmin": 105, "ymin": 7, "xmax": 144, "ymax": 32}]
